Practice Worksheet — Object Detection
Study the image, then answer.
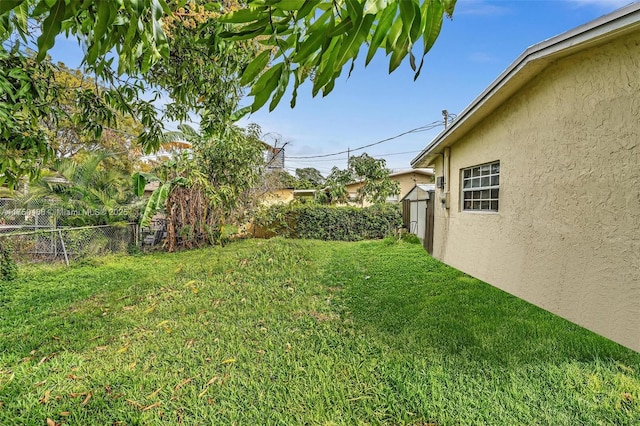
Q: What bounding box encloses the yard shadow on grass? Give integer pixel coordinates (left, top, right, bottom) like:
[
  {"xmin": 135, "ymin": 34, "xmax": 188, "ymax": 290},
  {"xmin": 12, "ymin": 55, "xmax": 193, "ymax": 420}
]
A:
[{"xmin": 330, "ymin": 243, "xmax": 640, "ymax": 367}]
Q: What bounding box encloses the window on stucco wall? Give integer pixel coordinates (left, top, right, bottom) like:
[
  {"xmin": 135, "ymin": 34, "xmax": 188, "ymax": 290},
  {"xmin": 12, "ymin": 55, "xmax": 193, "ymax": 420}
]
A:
[{"xmin": 461, "ymin": 161, "xmax": 500, "ymax": 212}]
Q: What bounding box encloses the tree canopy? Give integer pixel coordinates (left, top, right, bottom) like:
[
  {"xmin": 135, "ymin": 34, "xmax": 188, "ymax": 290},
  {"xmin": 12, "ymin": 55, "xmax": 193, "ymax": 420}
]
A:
[
  {"xmin": 0, "ymin": 0, "xmax": 456, "ymax": 188},
  {"xmin": 348, "ymin": 153, "xmax": 399, "ymax": 204},
  {"xmin": 2, "ymin": 150, "xmax": 137, "ymax": 226},
  {"xmin": 325, "ymin": 153, "xmax": 398, "ymax": 205},
  {"xmin": 295, "ymin": 167, "xmax": 325, "ymax": 189},
  {"xmin": 132, "ymin": 123, "xmax": 265, "ymax": 250}
]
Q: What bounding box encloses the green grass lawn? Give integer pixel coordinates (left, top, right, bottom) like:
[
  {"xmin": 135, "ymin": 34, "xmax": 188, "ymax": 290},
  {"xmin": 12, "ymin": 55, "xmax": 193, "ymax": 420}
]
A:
[{"xmin": 1, "ymin": 238, "xmax": 639, "ymax": 425}]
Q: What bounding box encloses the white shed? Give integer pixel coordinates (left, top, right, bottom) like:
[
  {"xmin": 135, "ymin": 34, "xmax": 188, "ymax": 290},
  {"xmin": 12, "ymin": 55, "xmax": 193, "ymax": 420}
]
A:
[{"xmin": 401, "ymin": 184, "xmax": 436, "ymax": 252}]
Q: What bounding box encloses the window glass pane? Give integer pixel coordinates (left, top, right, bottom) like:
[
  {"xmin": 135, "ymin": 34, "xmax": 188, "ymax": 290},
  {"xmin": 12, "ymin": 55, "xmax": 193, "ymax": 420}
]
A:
[{"xmin": 462, "ymin": 161, "xmax": 500, "ymax": 212}]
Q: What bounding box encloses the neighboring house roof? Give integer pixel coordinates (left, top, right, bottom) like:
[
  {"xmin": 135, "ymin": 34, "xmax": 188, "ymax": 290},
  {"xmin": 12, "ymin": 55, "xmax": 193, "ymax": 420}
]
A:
[
  {"xmin": 411, "ymin": 3, "xmax": 640, "ymax": 168},
  {"xmin": 389, "ymin": 168, "xmax": 434, "ymax": 178}
]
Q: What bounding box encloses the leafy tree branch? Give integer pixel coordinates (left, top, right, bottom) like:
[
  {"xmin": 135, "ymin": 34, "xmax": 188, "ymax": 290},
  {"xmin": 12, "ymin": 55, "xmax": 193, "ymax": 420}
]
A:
[{"xmin": 0, "ymin": 0, "xmax": 456, "ymax": 187}]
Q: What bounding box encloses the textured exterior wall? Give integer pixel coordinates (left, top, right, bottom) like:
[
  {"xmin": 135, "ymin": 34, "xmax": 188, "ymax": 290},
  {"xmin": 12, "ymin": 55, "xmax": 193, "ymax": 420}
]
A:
[
  {"xmin": 345, "ymin": 181, "xmax": 365, "ymax": 205},
  {"xmin": 345, "ymin": 172, "xmax": 432, "ymax": 206},
  {"xmin": 396, "ymin": 172, "xmax": 433, "ymax": 200},
  {"xmin": 262, "ymin": 189, "xmax": 294, "ymax": 205},
  {"xmin": 430, "ymin": 32, "xmax": 640, "ymax": 351}
]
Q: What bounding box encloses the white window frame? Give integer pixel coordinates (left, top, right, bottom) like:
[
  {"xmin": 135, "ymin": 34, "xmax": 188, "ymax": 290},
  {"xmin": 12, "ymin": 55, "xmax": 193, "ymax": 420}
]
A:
[{"xmin": 461, "ymin": 161, "xmax": 500, "ymax": 212}]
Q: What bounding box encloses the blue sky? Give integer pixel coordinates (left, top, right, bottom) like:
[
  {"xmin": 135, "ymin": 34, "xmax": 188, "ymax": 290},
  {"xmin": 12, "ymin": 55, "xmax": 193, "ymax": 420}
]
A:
[
  {"xmin": 240, "ymin": 0, "xmax": 634, "ymax": 175},
  {"xmin": 49, "ymin": 0, "xmax": 635, "ymax": 176}
]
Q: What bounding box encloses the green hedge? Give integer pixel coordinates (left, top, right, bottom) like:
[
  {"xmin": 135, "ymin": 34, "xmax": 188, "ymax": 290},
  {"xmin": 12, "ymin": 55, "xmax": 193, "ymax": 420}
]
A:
[{"xmin": 253, "ymin": 203, "xmax": 401, "ymax": 241}]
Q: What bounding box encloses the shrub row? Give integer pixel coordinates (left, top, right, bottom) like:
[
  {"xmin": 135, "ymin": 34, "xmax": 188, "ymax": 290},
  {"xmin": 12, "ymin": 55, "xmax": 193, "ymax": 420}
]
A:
[{"xmin": 253, "ymin": 203, "xmax": 402, "ymax": 241}]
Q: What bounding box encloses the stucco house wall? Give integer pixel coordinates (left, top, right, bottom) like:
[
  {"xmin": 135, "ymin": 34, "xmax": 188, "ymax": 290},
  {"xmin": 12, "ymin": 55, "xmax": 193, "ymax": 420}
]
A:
[
  {"xmin": 415, "ymin": 18, "xmax": 640, "ymax": 351},
  {"xmin": 262, "ymin": 188, "xmax": 294, "ymax": 205},
  {"xmin": 393, "ymin": 170, "xmax": 434, "ymax": 202}
]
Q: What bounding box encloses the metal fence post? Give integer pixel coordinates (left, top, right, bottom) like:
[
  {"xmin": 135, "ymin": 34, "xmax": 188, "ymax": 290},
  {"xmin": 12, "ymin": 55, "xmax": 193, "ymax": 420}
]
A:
[{"xmin": 58, "ymin": 229, "xmax": 69, "ymax": 266}]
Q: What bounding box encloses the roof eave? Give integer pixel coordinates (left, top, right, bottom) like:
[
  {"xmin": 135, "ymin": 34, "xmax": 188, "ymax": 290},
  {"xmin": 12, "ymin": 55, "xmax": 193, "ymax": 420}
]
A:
[{"xmin": 411, "ymin": 3, "xmax": 640, "ymax": 168}]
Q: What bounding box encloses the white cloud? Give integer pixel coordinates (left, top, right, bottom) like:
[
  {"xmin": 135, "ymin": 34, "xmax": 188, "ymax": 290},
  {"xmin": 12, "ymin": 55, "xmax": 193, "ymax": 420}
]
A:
[
  {"xmin": 455, "ymin": 0, "xmax": 512, "ymax": 16},
  {"xmin": 468, "ymin": 52, "xmax": 497, "ymax": 63},
  {"xmin": 568, "ymin": 0, "xmax": 637, "ymax": 8}
]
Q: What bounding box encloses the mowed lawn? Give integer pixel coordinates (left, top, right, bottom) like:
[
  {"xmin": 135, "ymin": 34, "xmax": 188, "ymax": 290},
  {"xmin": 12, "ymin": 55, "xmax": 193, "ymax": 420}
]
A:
[{"xmin": 1, "ymin": 239, "xmax": 639, "ymax": 425}]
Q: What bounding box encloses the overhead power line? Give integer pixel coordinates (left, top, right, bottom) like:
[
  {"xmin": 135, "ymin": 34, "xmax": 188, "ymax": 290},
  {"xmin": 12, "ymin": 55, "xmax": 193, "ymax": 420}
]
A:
[
  {"xmin": 287, "ymin": 149, "xmax": 424, "ymax": 164},
  {"xmin": 371, "ymin": 149, "xmax": 423, "ymax": 157},
  {"xmin": 286, "ymin": 121, "xmax": 444, "ymax": 160}
]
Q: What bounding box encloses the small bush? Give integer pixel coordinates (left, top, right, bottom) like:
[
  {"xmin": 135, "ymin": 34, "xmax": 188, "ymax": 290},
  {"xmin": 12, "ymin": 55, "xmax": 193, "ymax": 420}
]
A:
[
  {"xmin": 401, "ymin": 233, "xmax": 421, "ymax": 244},
  {"xmin": 0, "ymin": 240, "xmax": 18, "ymax": 281},
  {"xmin": 383, "ymin": 232, "xmax": 421, "ymax": 246},
  {"xmin": 253, "ymin": 203, "xmax": 401, "ymax": 241},
  {"xmin": 127, "ymin": 243, "xmax": 143, "ymax": 256}
]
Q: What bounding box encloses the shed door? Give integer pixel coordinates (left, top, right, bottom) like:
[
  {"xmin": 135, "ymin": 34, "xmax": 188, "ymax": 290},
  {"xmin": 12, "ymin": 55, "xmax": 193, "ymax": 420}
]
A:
[{"xmin": 424, "ymin": 191, "xmax": 435, "ymax": 254}]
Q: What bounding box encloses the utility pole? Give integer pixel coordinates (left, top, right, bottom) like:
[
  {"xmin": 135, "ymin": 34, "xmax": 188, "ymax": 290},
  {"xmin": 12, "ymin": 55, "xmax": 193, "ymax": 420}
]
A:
[
  {"xmin": 347, "ymin": 147, "xmax": 350, "ymax": 166},
  {"xmin": 442, "ymin": 109, "xmax": 449, "ymax": 128}
]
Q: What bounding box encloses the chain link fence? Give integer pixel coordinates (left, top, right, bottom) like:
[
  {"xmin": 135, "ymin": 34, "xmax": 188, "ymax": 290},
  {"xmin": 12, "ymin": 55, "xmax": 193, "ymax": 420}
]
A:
[
  {"xmin": 0, "ymin": 224, "xmax": 139, "ymax": 265},
  {"xmin": 0, "ymin": 198, "xmax": 54, "ymax": 230},
  {"xmin": 0, "ymin": 198, "xmax": 173, "ymax": 264}
]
